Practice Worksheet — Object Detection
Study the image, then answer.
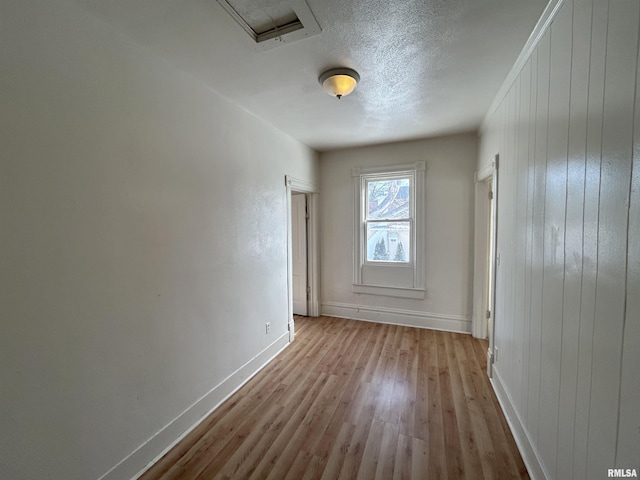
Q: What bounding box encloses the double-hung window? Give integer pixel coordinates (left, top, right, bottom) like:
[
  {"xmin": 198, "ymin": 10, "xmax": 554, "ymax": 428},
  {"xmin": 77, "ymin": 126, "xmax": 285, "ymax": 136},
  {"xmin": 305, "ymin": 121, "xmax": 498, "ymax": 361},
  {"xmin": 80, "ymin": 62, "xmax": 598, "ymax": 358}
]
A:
[
  {"xmin": 365, "ymin": 175, "xmax": 412, "ymax": 263},
  {"xmin": 353, "ymin": 162, "xmax": 425, "ymax": 299}
]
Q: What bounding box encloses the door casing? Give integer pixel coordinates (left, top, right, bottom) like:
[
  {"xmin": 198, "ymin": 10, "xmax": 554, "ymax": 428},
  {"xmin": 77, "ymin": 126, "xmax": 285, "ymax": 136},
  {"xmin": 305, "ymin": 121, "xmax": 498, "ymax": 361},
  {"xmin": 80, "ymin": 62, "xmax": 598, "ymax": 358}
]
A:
[
  {"xmin": 285, "ymin": 175, "xmax": 319, "ymax": 341},
  {"xmin": 291, "ymin": 193, "xmax": 308, "ymax": 316},
  {"xmin": 472, "ymin": 155, "xmax": 499, "ymax": 377}
]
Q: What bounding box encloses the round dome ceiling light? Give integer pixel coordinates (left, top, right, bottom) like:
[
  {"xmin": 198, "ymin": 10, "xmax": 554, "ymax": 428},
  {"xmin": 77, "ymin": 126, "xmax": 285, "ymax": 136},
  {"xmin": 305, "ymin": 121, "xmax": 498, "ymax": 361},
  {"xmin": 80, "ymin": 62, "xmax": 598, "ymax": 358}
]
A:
[{"xmin": 318, "ymin": 68, "xmax": 360, "ymax": 99}]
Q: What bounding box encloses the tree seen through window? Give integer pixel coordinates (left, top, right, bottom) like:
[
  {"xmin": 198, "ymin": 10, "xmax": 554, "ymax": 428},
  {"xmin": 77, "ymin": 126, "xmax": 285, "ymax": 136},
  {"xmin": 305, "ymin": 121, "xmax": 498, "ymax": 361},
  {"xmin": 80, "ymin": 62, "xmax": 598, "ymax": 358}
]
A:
[{"xmin": 366, "ymin": 177, "xmax": 411, "ymax": 263}]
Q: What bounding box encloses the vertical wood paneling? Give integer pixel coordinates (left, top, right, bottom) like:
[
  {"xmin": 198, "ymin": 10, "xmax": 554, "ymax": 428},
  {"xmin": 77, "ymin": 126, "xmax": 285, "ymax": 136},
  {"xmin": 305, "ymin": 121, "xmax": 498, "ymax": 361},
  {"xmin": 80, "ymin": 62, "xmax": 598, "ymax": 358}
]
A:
[
  {"xmin": 523, "ymin": 52, "xmax": 538, "ymax": 433},
  {"xmin": 587, "ymin": 0, "xmax": 640, "ymax": 474},
  {"xmin": 508, "ymin": 78, "xmax": 521, "ymax": 400},
  {"xmin": 496, "ymin": 90, "xmax": 510, "ymax": 375},
  {"xmin": 573, "ymin": 0, "xmax": 608, "ymax": 477},
  {"xmin": 498, "ymin": 83, "xmax": 519, "ymax": 396},
  {"xmin": 538, "ymin": 3, "xmax": 572, "ymax": 475},
  {"xmin": 556, "ymin": 1, "xmax": 591, "ymax": 477},
  {"xmin": 479, "ymin": 0, "xmax": 640, "ymax": 477},
  {"xmin": 515, "ymin": 60, "xmax": 532, "ymax": 415},
  {"xmin": 616, "ymin": 28, "xmax": 640, "ymax": 467},
  {"xmin": 527, "ymin": 33, "xmax": 551, "ymax": 448}
]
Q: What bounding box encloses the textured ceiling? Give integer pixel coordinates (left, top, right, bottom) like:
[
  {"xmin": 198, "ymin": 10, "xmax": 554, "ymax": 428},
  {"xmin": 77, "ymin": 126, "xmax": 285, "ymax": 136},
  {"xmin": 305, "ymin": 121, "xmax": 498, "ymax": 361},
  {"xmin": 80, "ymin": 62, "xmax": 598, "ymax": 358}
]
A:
[{"xmin": 72, "ymin": 0, "xmax": 549, "ymax": 151}]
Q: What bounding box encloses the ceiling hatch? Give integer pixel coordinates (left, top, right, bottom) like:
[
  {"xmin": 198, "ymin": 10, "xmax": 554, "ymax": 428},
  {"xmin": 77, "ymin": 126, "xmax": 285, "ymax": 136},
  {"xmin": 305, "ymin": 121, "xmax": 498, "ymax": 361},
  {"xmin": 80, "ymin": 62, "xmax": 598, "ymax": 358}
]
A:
[{"xmin": 217, "ymin": 0, "xmax": 321, "ymax": 49}]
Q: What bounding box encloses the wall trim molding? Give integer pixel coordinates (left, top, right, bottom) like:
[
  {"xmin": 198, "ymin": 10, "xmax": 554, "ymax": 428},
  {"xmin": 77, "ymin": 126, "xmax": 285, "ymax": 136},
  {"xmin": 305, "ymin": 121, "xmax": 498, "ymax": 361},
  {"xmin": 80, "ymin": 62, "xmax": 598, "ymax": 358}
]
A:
[
  {"xmin": 352, "ymin": 283, "xmax": 425, "ymax": 299},
  {"xmin": 491, "ymin": 367, "xmax": 549, "ymax": 480},
  {"xmin": 285, "ymin": 175, "xmax": 319, "ymax": 193},
  {"xmin": 321, "ymin": 301, "xmax": 471, "ymax": 334},
  {"xmin": 481, "ymin": 0, "xmax": 565, "ymax": 132},
  {"xmin": 98, "ymin": 332, "xmax": 290, "ymax": 480},
  {"xmin": 475, "ymin": 158, "xmax": 496, "ymax": 183}
]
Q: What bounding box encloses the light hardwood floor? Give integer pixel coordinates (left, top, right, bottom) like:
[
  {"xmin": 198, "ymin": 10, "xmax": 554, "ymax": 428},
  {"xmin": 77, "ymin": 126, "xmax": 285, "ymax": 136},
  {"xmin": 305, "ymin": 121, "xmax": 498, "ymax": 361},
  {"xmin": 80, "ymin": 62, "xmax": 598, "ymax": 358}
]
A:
[{"xmin": 140, "ymin": 316, "xmax": 528, "ymax": 479}]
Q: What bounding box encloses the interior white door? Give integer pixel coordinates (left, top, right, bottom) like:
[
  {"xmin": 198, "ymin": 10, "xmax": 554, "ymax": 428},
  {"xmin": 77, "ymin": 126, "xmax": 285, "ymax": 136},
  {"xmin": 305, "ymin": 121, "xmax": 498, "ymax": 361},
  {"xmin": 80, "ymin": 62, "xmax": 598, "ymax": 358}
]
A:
[{"xmin": 292, "ymin": 194, "xmax": 308, "ymax": 316}]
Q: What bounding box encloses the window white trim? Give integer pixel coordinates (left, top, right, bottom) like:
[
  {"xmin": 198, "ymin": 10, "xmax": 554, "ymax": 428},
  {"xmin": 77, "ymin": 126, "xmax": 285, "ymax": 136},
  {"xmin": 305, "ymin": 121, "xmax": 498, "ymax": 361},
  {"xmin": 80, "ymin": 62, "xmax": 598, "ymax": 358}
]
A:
[{"xmin": 352, "ymin": 162, "xmax": 426, "ymax": 298}]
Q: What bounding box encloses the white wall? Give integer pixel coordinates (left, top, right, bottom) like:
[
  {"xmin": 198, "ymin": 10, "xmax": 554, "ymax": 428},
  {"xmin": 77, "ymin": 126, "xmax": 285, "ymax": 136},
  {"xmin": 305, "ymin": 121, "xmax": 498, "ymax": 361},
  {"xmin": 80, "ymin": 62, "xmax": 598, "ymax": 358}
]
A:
[
  {"xmin": 479, "ymin": 0, "xmax": 640, "ymax": 478},
  {"xmin": 320, "ymin": 133, "xmax": 477, "ymax": 333},
  {"xmin": 0, "ymin": 1, "xmax": 318, "ymax": 479}
]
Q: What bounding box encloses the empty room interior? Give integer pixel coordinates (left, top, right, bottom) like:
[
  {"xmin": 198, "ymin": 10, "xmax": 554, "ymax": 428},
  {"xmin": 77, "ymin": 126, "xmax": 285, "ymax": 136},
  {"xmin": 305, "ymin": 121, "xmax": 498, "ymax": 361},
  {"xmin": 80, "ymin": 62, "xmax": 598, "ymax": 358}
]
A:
[{"xmin": 1, "ymin": 0, "xmax": 639, "ymax": 479}]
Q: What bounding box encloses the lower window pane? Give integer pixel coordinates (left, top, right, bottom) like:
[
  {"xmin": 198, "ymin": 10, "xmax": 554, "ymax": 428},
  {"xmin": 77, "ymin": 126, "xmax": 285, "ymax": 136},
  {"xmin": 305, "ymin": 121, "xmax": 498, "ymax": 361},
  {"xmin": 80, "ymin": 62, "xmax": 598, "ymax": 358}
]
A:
[{"xmin": 366, "ymin": 222, "xmax": 411, "ymax": 262}]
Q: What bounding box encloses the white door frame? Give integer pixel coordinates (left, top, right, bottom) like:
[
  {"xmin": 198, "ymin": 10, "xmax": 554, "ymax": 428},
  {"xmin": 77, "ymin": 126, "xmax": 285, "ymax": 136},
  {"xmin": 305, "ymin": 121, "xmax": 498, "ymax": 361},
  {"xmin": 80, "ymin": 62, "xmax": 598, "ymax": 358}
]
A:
[
  {"xmin": 285, "ymin": 175, "xmax": 319, "ymax": 342},
  {"xmin": 472, "ymin": 154, "xmax": 499, "ymax": 375},
  {"xmin": 291, "ymin": 193, "xmax": 308, "ymax": 316}
]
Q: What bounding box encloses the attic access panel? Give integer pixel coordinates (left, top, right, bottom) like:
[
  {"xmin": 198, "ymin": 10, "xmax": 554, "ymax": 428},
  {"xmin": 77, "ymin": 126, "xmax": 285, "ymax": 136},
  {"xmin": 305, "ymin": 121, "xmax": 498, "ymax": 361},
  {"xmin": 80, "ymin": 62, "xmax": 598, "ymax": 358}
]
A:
[{"xmin": 217, "ymin": 0, "xmax": 321, "ymax": 49}]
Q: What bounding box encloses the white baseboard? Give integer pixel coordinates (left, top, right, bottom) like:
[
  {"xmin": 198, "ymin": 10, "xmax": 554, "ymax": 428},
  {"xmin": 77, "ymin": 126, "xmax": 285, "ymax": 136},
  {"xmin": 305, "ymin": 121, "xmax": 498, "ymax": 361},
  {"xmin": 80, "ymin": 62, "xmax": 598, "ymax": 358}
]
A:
[
  {"xmin": 491, "ymin": 367, "xmax": 549, "ymax": 480},
  {"xmin": 320, "ymin": 301, "xmax": 472, "ymax": 334},
  {"xmin": 97, "ymin": 331, "xmax": 290, "ymax": 480}
]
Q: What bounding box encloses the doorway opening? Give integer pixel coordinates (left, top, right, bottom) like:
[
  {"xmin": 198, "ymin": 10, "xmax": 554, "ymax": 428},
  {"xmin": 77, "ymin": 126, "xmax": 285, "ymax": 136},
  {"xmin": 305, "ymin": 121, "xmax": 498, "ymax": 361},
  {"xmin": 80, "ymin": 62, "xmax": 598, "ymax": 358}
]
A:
[
  {"xmin": 291, "ymin": 193, "xmax": 308, "ymax": 316},
  {"xmin": 472, "ymin": 154, "xmax": 498, "ymax": 377},
  {"xmin": 285, "ymin": 175, "xmax": 319, "ymax": 342}
]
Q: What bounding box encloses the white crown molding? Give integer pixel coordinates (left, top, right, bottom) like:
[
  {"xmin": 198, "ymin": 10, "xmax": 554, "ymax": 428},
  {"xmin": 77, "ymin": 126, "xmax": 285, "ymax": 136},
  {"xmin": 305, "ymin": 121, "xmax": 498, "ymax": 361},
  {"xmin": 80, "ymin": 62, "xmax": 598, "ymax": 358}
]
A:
[{"xmin": 481, "ymin": 0, "xmax": 565, "ymax": 133}]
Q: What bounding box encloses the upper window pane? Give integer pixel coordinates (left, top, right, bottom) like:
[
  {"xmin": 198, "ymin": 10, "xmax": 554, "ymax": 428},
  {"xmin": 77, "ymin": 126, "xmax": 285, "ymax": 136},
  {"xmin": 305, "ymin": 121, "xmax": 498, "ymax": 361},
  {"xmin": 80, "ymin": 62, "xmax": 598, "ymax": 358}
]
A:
[{"xmin": 366, "ymin": 178, "xmax": 410, "ymax": 220}]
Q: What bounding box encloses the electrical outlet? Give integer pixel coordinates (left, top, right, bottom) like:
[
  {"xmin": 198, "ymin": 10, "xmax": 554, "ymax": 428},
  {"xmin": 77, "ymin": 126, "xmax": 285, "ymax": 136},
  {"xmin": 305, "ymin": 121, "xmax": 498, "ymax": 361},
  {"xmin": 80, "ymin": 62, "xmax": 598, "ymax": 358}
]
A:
[{"xmin": 265, "ymin": 322, "xmax": 271, "ymax": 334}]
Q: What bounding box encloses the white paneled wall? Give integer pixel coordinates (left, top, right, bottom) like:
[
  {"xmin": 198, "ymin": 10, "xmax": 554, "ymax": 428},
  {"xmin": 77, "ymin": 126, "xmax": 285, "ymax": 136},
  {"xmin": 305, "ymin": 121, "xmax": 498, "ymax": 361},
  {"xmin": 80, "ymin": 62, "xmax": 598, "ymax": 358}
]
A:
[{"xmin": 479, "ymin": 0, "xmax": 640, "ymax": 478}]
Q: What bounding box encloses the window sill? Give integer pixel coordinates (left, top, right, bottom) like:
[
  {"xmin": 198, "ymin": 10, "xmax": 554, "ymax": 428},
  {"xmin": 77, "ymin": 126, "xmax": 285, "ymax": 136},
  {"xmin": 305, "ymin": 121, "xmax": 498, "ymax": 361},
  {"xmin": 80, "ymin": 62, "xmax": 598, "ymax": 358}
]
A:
[{"xmin": 352, "ymin": 284, "xmax": 425, "ymax": 299}]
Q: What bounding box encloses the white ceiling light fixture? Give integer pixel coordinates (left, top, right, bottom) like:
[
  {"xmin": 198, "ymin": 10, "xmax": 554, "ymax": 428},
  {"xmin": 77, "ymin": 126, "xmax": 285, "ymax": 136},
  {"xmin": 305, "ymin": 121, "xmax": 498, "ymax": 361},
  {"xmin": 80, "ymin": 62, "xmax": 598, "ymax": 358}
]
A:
[{"xmin": 318, "ymin": 68, "xmax": 360, "ymax": 99}]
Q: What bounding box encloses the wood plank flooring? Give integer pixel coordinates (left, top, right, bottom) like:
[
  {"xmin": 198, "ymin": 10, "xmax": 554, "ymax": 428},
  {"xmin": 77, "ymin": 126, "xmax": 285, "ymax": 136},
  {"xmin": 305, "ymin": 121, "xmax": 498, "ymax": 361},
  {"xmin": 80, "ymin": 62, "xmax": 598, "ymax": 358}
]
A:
[{"xmin": 140, "ymin": 316, "xmax": 529, "ymax": 480}]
